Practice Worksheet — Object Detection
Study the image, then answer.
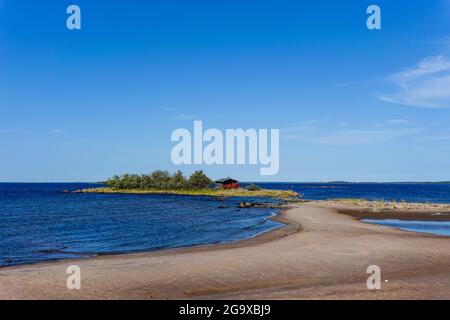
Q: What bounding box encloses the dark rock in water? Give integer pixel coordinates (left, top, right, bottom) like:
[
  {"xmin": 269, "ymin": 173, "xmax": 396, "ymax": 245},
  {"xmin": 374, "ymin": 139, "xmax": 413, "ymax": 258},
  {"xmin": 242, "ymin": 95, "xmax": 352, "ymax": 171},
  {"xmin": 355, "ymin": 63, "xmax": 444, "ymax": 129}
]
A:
[
  {"xmin": 239, "ymin": 202, "xmax": 257, "ymax": 208},
  {"xmin": 218, "ymin": 205, "xmax": 229, "ymax": 209},
  {"xmin": 62, "ymin": 189, "xmax": 82, "ymax": 193},
  {"xmin": 238, "ymin": 201, "xmax": 285, "ymax": 209}
]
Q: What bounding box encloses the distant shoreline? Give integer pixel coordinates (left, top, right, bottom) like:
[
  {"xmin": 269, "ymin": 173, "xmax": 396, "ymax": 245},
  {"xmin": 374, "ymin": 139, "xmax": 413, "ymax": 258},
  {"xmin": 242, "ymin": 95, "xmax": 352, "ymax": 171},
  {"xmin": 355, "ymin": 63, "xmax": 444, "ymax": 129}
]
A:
[{"xmin": 1, "ymin": 181, "xmax": 450, "ymax": 184}]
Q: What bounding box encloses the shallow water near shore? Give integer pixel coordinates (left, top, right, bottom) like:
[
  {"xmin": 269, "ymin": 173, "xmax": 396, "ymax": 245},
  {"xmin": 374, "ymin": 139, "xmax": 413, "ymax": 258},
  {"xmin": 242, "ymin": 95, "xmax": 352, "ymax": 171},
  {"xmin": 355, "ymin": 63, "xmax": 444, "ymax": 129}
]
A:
[
  {"xmin": 2, "ymin": 182, "xmax": 450, "ymax": 267},
  {"xmin": 0, "ymin": 183, "xmax": 282, "ymax": 267},
  {"xmin": 362, "ymin": 219, "xmax": 450, "ymax": 236}
]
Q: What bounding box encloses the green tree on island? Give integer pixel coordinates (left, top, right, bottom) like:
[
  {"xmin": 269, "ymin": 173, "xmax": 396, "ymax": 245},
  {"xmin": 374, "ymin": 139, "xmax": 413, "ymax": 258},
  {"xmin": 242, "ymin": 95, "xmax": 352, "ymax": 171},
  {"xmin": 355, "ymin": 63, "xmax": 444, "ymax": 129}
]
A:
[
  {"xmin": 171, "ymin": 170, "xmax": 188, "ymax": 189},
  {"xmin": 106, "ymin": 170, "xmax": 211, "ymax": 191},
  {"xmin": 188, "ymin": 170, "xmax": 212, "ymax": 189},
  {"xmin": 90, "ymin": 170, "xmax": 298, "ymax": 198},
  {"xmin": 150, "ymin": 170, "xmax": 172, "ymax": 189}
]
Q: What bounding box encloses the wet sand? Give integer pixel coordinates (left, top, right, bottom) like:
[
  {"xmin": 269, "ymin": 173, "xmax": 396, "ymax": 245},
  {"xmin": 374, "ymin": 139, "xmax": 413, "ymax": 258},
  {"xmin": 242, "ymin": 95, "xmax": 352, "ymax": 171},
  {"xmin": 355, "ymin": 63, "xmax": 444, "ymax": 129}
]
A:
[
  {"xmin": 0, "ymin": 202, "xmax": 449, "ymax": 300},
  {"xmin": 315, "ymin": 199, "xmax": 450, "ymax": 221},
  {"xmin": 338, "ymin": 208, "xmax": 450, "ymax": 221}
]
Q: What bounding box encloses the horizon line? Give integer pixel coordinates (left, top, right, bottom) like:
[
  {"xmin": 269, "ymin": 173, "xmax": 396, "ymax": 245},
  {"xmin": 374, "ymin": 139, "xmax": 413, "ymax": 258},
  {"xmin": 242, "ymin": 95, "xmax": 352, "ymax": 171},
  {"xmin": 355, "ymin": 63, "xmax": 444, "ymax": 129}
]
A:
[{"xmin": 1, "ymin": 181, "xmax": 450, "ymax": 184}]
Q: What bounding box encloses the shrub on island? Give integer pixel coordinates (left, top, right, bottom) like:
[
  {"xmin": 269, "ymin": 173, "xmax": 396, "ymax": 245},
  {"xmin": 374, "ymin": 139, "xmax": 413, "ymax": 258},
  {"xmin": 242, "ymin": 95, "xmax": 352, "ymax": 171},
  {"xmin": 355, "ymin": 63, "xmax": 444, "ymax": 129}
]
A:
[
  {"xmin": 246, "ymin": 184, "xmax": 261, "ymax": 191},
  {"xmin": 106, "ymin": 170, "xmax": 212, "ymax": 191}
]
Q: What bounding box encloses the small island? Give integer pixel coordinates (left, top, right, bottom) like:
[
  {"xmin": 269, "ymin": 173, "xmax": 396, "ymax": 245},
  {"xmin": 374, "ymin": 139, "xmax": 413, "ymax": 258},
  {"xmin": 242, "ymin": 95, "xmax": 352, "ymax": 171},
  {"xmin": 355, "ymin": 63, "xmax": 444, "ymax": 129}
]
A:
[{"xmin": 80, "ymin": 170, "xmax": 299, "ymax": 199}]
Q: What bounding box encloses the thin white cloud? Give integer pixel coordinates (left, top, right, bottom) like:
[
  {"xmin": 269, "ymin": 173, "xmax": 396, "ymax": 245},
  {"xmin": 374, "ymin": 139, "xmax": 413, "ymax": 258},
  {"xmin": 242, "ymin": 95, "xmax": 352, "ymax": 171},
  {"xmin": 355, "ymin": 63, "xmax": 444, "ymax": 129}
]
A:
[
  {"xmin": 161, "ymin": 107, "xmax": 177, "ymax": 112},
  {"xmin": 174, "ymin": 113, "xmax": 198, "ymax": 121},
  {"xmin": 373, "ymin": 119, "xmax": 409, "ymax": 128},
  {"xmin": 0, "ymin": 129, "xmax": 63, "ymax": 135},
  {"xmin": 415, "ymin": 134, "xmax": 450, "ymax": 142},
  {"xmin": 162, "ymin": 107, "xmax": 198, "ymax": 120},
  {"xmin": 283, "ymin": 121, "xmax": 419, "ymax": 146},
  {"xmin": 384, "ymin": 119, "xmax": 408, "ymax": 125},
  {"xmin": 380, "ymin": 55, "xmax": 450, "ymax": 108}
]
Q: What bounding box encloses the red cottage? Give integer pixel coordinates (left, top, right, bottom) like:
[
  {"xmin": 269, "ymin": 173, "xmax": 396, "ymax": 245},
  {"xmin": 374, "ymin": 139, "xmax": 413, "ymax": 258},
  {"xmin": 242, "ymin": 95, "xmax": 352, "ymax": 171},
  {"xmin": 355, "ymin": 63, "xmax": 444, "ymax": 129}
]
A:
[{"xmin": 215, "ymin": 178, "xmax": 240, "ymax": 189}]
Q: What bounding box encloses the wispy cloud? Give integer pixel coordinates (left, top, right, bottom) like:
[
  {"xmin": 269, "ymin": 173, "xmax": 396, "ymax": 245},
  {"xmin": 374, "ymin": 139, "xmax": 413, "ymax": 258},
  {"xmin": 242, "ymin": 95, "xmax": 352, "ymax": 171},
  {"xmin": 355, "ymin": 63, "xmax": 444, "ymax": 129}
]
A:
[
  {"xmin": 161, "ymin": 107, "xmax": 177, "ymax": 112},
  {"xmin": 174, "ymin": 113, "xmax": 198, "ymax": 121},
  {"xmin": 379, "ymin": 55, "xmax": 450, "ymax": 108},
  {"xmin": 415, "ymin": 134, "xmax": 450, "ymax": 142},
  {"xmin": 384, "ymin": 119, "xmax": 408, "ymax": 125},
  {"xmin": 162, "ymin": 107, "xmax": 198, "ymax": 121},
  {"xmin": 373, "ymin": 118, "xmax": 409, "ymax": 128},
  {"xmin": 283, "ymin": 120, "xmax": 420, "ymax": 146},
  {"xmin": 0, "ymin": 129, "xmax": 63, "ymax": 135}
]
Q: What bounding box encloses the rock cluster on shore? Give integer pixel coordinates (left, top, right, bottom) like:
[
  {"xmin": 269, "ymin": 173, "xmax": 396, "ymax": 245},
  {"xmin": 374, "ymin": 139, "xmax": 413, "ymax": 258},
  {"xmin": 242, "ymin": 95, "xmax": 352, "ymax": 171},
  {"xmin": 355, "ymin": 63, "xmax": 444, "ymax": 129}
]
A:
[{"xmin": 238, "ymin": 202, "xmax": 285, "ymax": 209}]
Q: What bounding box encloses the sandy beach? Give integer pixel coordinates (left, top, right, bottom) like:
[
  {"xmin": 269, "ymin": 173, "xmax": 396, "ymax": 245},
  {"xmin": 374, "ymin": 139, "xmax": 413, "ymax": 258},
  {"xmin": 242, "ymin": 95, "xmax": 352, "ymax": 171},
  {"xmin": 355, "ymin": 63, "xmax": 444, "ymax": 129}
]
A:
[{"xmin": 1, "ymin": 202, "xmax": 449, "ymax": 300}]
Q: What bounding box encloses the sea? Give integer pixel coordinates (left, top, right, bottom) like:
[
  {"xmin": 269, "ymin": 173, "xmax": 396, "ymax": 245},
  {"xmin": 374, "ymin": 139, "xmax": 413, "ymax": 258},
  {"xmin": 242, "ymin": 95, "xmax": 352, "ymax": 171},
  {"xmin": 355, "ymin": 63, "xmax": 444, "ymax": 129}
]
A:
[{"xmin": 1, "ymin": 182, "xmax": 449, "ymax": 267}]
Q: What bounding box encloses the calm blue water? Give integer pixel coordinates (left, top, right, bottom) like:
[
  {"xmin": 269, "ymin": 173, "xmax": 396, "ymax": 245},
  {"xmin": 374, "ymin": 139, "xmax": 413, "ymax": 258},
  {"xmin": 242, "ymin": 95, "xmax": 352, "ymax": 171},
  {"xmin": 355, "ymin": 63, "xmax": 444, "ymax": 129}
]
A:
[
  {"xmin": 2, "ymin": 182, "xmax": 450, "ymax": 267},
  {"xmin": 0, "ymin": 183, "xmax": 282, "ymax": 267},
  {"xmin": 253, "ymin": 182, "xmax": 450, "ymax": 204},
  {"xmin": 363, "ymin": 219, "xmax": 450, "ymax": 236},
  {"xmin": 256, "ymin": 183, "xmax": 450, "ymax": 238}
]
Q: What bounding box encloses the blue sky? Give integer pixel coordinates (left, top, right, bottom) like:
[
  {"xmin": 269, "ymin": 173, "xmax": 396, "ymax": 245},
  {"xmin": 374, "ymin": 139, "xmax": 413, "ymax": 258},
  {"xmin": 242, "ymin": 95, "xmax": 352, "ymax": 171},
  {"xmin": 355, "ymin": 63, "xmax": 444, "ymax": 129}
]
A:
[{"xmin": 1, "ymin": 0, "xmax": 450, "ymax": 182}]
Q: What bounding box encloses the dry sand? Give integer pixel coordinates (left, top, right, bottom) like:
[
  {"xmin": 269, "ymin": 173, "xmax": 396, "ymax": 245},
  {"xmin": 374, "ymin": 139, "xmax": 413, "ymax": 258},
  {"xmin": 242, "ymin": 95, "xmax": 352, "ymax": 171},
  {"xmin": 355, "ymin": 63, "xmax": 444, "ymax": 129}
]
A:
[{"xmin": 0, "ymin": 202, "xmax": 449, "ymax": 300}]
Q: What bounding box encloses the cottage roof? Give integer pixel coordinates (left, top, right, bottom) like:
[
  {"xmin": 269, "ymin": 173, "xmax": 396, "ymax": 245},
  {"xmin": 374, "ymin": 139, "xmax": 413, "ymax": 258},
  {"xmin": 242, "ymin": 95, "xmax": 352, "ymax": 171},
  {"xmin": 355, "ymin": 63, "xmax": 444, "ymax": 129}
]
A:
[{"xmin": 215, "ymin": 177, "xmax": 238, "ymax": 183}]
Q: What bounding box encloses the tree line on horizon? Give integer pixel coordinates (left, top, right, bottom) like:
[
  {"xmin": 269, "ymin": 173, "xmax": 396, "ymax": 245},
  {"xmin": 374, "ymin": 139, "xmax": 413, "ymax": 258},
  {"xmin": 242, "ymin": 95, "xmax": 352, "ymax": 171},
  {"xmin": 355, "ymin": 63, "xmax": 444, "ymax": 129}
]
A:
[{"xmin": 106, "ymin": 170, "xmax": 213, "ymax": 190}]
